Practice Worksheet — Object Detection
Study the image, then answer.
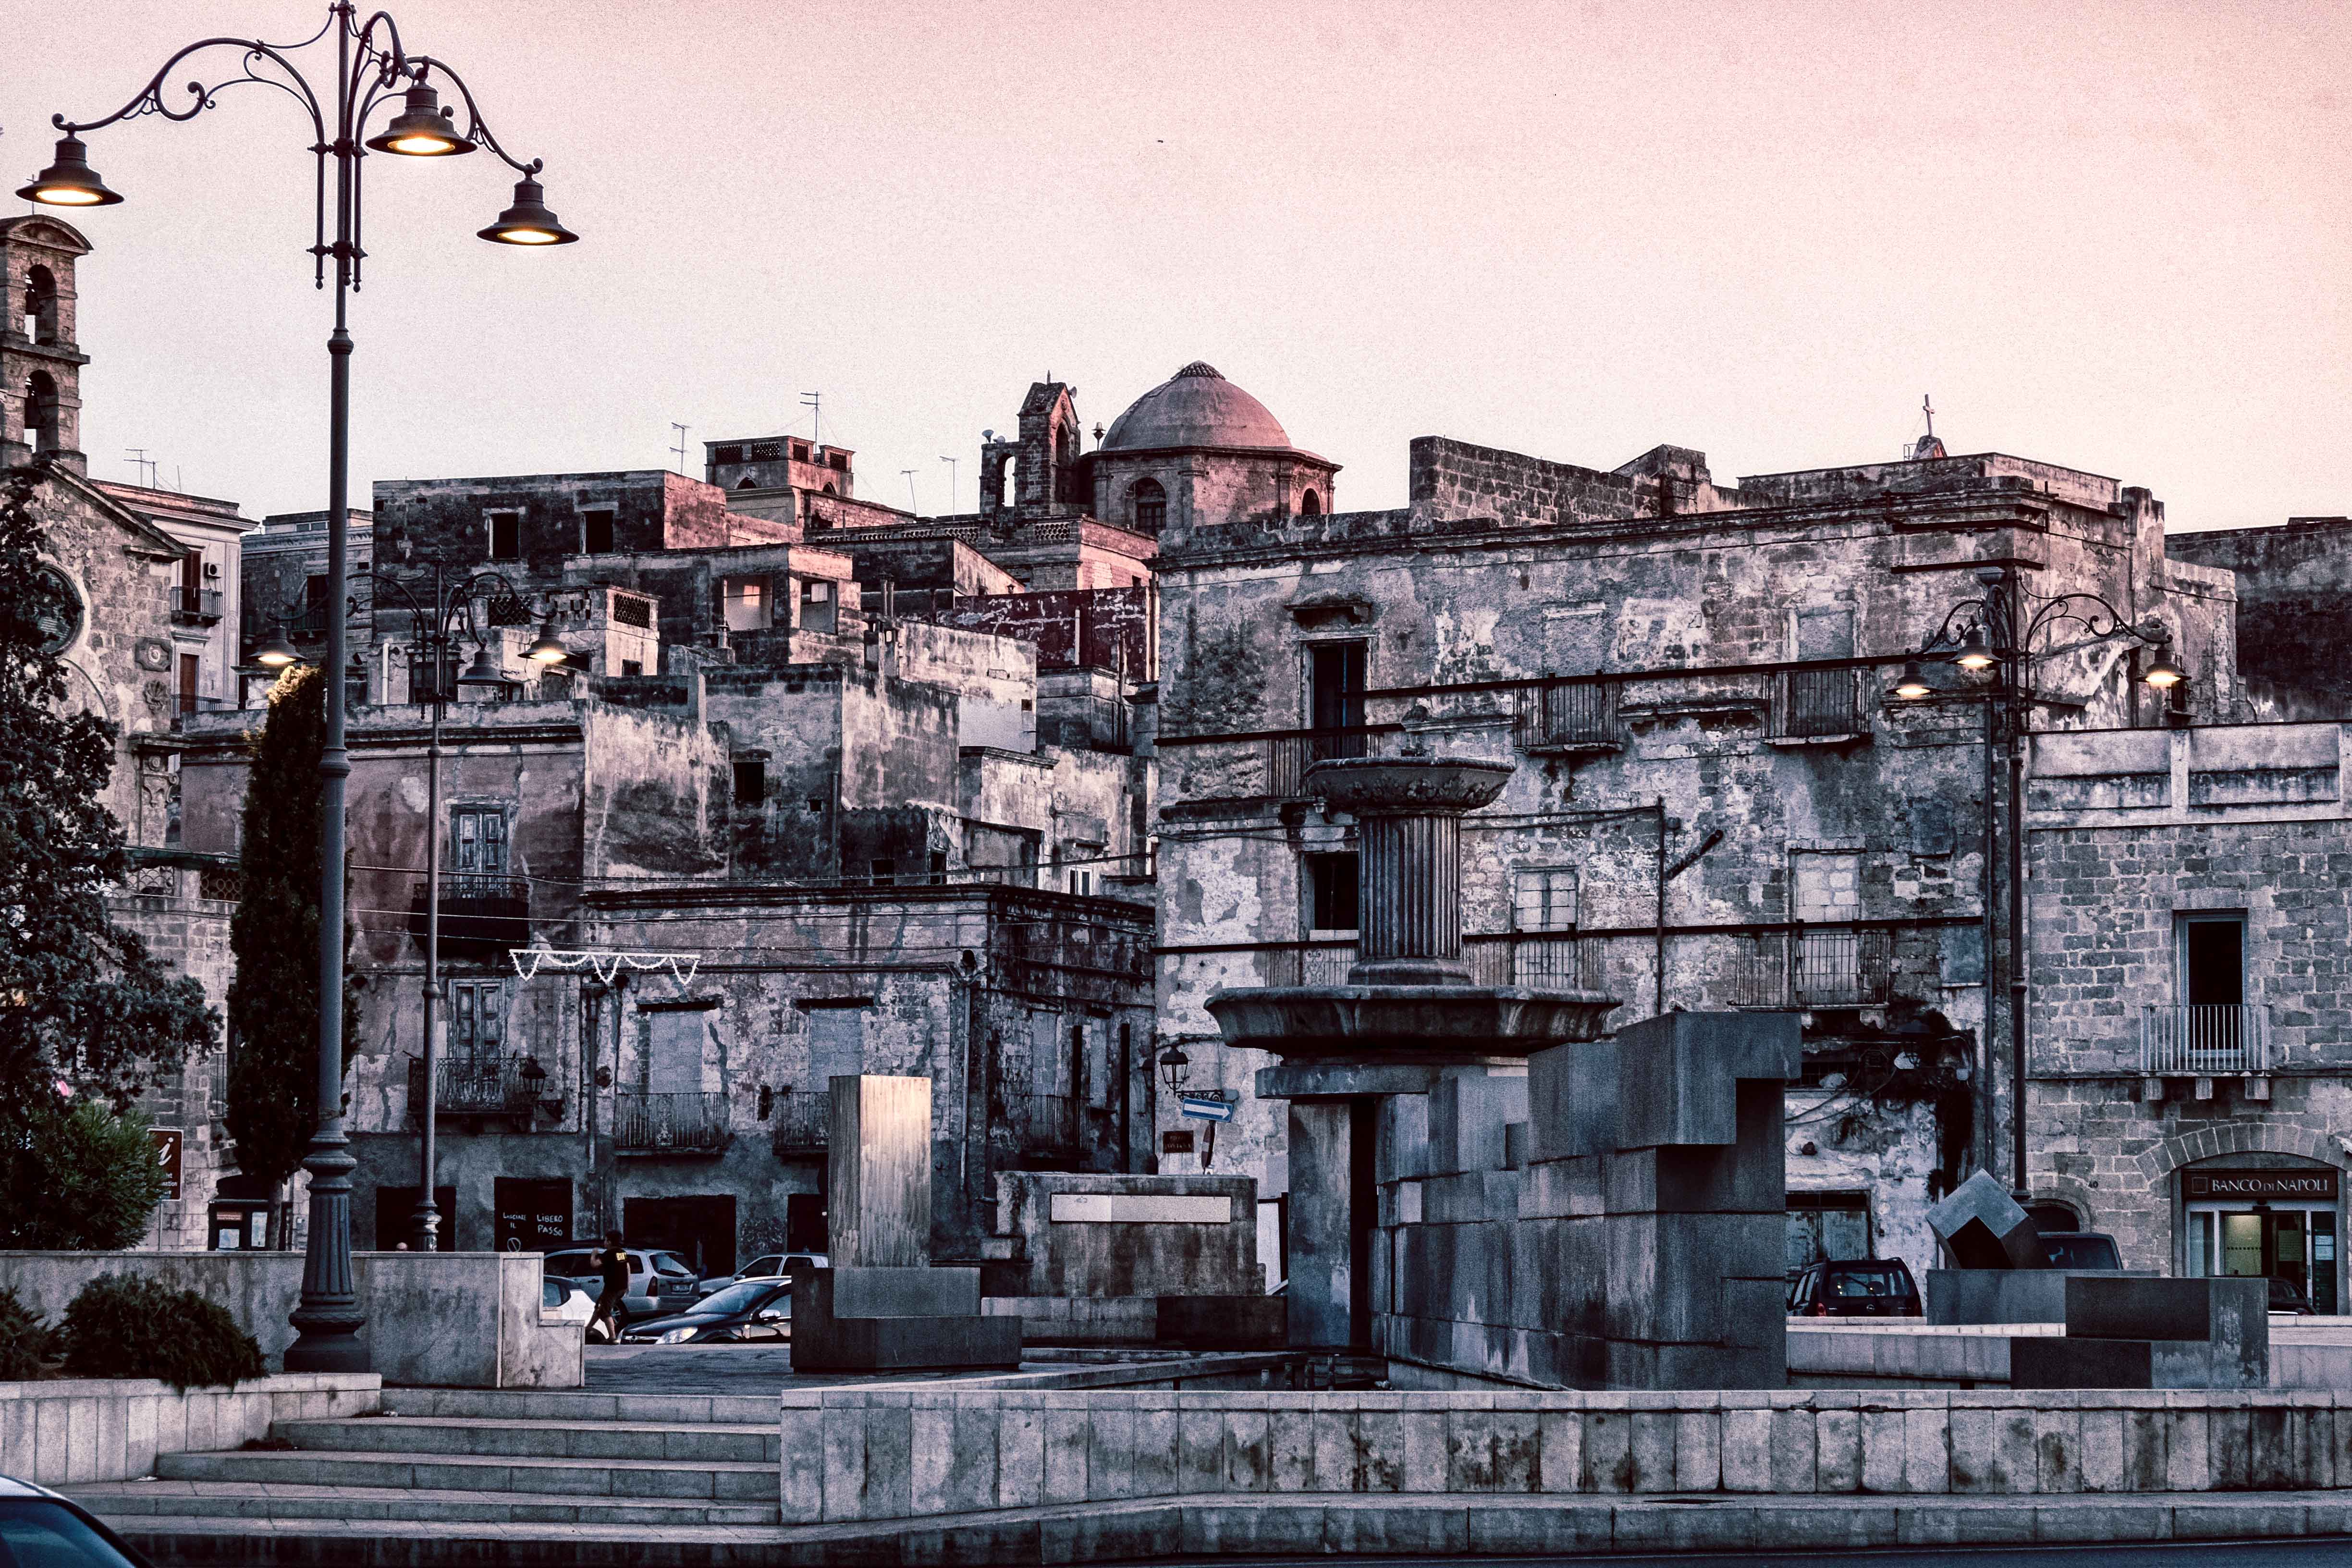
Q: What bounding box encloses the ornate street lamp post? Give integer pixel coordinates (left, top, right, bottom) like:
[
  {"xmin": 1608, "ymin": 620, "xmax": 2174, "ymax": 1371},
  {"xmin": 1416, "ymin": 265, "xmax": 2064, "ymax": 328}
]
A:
[
  {"xmin": 372, "ymin": 568, "xmax": 567, "ymax": 1252},
  {"xmin": 19, "ymin": 3, "xmax": 577, "ymax": 1372},
  {"xmin": 1891, "ymin": 565, "xmax": 2185, "ymax": 1204}
]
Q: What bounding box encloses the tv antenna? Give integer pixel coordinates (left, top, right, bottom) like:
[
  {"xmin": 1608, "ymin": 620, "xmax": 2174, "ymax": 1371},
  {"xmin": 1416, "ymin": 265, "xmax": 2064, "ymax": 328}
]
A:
[
  {"xmin": 124, "ymin": 448, "xmax": 159, "ymax": 489},
  {"xmin": 939, "ymin": 455, "xmax": 958, "ymax": 512},
  {"xmin": 901, "ymin": 468, "xmax": 918, "ymax": 513},
  {"xmin": 800, "ymin": 391, "xmax": 822, "ymax": 448},
  {"xmin": 670, "ymin": 422, "xmax": 689, "ymax": 476}
]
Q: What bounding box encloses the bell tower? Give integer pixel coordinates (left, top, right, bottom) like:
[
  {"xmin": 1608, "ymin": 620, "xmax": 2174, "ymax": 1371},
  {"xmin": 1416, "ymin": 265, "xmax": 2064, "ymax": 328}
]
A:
[{"xmin": 0, "ymin": 215, "xmax": 92, "ymax": 473}]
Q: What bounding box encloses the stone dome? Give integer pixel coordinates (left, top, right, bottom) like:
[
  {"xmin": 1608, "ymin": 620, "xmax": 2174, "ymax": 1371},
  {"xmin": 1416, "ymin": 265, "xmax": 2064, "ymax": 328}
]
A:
[{"xmin": 1099, "ymin": 362, "xmax": 1292, "ymax": 453}]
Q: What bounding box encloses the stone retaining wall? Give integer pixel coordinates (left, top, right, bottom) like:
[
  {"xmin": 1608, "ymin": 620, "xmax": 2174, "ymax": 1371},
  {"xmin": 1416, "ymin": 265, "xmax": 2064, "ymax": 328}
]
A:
[
  {"xmin": 0, "ymin": 1372, "xmax": 379, "ymax": 1486},
  {"xmin": 780, "ymin": 1387, "xmax": 2352, "ymax": 1523}
]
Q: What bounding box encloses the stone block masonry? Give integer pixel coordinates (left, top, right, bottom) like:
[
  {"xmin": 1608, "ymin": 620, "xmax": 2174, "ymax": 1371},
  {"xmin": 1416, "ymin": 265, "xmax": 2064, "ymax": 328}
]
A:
[
  {"xmin": 0, "ymin": 1373, "xmax": 377, "ymax": 1486},
  {"xmin": 780, "ymin": 1386, "xmax": 2352, "ymax": 1523}
]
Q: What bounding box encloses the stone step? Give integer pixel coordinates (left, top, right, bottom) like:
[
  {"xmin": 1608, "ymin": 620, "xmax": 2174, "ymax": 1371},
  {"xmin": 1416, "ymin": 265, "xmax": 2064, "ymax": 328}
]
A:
[
  {"xmin": 381, "ymin": 1387, "xmax": 785, "ymax": 1426},
  {"xmin": 154, "ymin": 1446, "xmax": 778, "ymax": 1502},
  {"xmin": 67, "ymin": 1480, "xmax": 780, "ymax": 1528},
  {"xmin": 276, "ymin": 1415, "xmax": 779, "ymax": 1464}
]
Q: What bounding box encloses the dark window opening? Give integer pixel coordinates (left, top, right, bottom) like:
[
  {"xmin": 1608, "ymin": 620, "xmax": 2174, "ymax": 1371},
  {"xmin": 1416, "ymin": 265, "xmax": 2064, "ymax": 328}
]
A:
[
  {"xmin": 821, "ymin": 483, "xmax": 837, "ymax": 496},
  {"xmin": 2183, "ymin": 916, "xmax": 2245, "ymax": 1008},
  {"xmin": 807, "ymin": 796, "xmax": 827, "ymax": 814},
  {"xmin": 713, "ymin": 444, "xmax": 745, "ymax": 465},
  {"xmin": 620, "ymin": 659, "xmax": 643, "ymax": 677},
  {"xmin": 451, "ymin": 808, "xmax": 508, "ymax": 876},
  {"xmin": 1309, "ymin": 640, "xmax": 1367, "ymax": 732},
  {"xmin": 24, "ymin": 370, "xmax": 59, "ymax": 452},
  {"xmin": 870, "ymin": 858, "xmax": 895, "ymax": 885},
  {"xmin": 487, "ymin": 511, "xmax": 521, "ymax": 561},
  {"xmin": 1306, "ymin": 851, "xmax": 1360, "ymax": 931},
  {"xmin": 1300, "ymin": 488, "xmax": 1322, "ymax": 517},
  {"xmin": 733, "ymin": 757, "xmax": 765, "ymax": 807},
  {"xmin": 582, "ymin": 508, "xmax": 615, "ymax": 555},
  {"xmin": 22, "ymin": 265, "xmax": 59, "ymax": 344},
  {"xmin": 827, "ymin": 452, "xmax": 848, "ymax": 472},
  {"xmin": 1131, "ymin": 478, "xmax": 1166, "ymax": 532},
  {"xmin": 177, "ymin": 652, "xmax": 200, "ymax": 716},
  {"xmin": 735, "ymin": 477, "xmax": 757, "ymax": 490},
  {"xmin": 928, "ymin": 851, "xmax": 947, "ymax": 884}
]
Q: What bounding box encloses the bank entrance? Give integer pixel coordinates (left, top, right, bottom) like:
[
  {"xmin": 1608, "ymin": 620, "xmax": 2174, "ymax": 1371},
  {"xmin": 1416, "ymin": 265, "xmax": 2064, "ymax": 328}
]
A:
[{"xmin": 2181, "ymin": 1162, "xmax": 2339, "ymax": 1313}]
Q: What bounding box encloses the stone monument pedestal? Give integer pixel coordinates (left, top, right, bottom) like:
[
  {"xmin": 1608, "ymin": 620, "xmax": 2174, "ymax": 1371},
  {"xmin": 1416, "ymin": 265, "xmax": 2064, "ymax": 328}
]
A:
[{"xmin": 786, "ymin": 1075, "xmax": 1021, "ymax": 1373}]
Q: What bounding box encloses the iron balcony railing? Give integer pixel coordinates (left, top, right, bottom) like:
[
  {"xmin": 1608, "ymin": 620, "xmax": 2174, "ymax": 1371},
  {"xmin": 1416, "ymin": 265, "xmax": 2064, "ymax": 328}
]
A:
[
  {"xmin": 409, "ymin": 1053, "xmax": 549, "ymax": 1118},
  {"xmin": 1266, "ymin": 727, "xmax": 1376, "ymax": 799},
  {"xmin": 1464, "ymin": 932, "xmax": 1604, "ymax": 991},
  {"xmin": 613, "ymin": 1090, "xmax": 733, "ymax": 1154},
  {"xmin": 770, "ymin": 1089, "xmax": 831, "ymax": 1154},
  {"xmin": 406, "ymin": 873, "xmax": 529, "ymax": 964},
  {"xmin": 1730, "ymin": 928, "xmax": 1894, "ymax": 1008},
  {"xmin": 2140, "ymin": 1004, "xmax": 2271, "ymax": 1077},
  {"xmin": 1773, "ymin": 668, "xmax": 1868, "ymax": 740},
  {"xmin": 173, "ymin": 586, "xmax": 224, "ymax": 625},
  {"xmin": 1514, "ymin": 680, "xmax": 1618, "ymax": 752}
]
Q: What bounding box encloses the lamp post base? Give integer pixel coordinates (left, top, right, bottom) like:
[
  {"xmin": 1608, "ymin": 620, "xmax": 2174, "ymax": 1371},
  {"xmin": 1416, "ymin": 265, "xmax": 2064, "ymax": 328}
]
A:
[{"xmin": 285, "ymin": 1121, "xmax": 373, "ymax": 1374}]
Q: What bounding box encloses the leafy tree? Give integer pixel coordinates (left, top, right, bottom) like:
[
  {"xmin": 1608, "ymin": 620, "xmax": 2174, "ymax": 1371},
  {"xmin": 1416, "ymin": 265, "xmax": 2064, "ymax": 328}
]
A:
[
  {"xmin": 225, "ymin": 662, "xmax": 355, "ymax": 1246},
  {"xmin": 0, "ymin": 461, "xmax": 215, "ymax": 1239},
  {"xmin": 0, "ymin": 1098, "xmax": 169, "ymax": 1249}
]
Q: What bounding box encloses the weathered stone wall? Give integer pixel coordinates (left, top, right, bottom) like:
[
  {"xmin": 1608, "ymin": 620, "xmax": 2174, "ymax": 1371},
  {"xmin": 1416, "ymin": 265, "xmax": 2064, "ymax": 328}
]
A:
[
  {"xmin": 931, "ymin": 585, "xmax": 1154, "ymax": 676},
  {"xmin": 2170, "ymin": 517, "xmax": 2352, "ymax": 712}
]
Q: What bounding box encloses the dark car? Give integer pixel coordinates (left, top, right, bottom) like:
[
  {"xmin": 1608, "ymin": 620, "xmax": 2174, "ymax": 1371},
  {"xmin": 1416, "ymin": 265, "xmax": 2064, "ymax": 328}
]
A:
[
  {"xmin": 2038, "ymin": 1232, "xmax": 2123, "ymax": 1270},
  {"xmin": 2268, "ymin": 1276, "xmax": 2316, "ymax": 1315},
  {"xmin": 618, "ymin": 1279, "xmax": 792, "ymax": 1344},
  {"xmin": 1787, "ymin": 1258, "xmax": 1923, "ymax": 1317},
  {"xmin": 0, "ymin": 1475, "xmax": 157, "ymax": 1568}
]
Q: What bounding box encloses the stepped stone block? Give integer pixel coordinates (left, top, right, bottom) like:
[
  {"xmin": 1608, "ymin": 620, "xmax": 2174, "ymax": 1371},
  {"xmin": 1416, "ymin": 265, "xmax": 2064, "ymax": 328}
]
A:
[{"xmin": 1928, "ymin": 1169, "xmax": 2046, "ymax": 1271}]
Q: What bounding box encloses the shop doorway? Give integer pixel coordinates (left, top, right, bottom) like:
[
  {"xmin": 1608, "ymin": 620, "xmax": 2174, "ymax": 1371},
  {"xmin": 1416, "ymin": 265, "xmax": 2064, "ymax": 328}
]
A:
[
  {"xmin": 624, "ymin": 1194, "xmax": 737, "ymax": 1277},
  {"xmin": 494, "ymin": 1178, "xmax": 573, "ymax": 1252},
  {"xmin": 2184, "ymin": 1164, "xmax": 2339, "ymax": 1314},
  {"xmin": 372, "ymin": 1185, "xmax": 457, "ymax": 1252}
]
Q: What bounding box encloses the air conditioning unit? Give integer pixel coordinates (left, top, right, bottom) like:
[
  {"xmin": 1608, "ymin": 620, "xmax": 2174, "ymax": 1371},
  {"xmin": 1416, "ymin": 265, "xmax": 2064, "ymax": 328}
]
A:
[{"xmin": 203, "ymin": 562, "xmax": 220, "ymax": 578}]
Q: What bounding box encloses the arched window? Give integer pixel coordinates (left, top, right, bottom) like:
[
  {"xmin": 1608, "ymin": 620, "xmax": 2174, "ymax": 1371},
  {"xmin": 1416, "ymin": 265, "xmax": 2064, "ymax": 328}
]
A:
[
  {"xmin": 1130, "ymin": 478, "xmax": 1166, "ymax": 533},
  {"xmin": 821, "ymin": 483, "xmax": 837, "ymax": 496},
  {"xmin": 735, "ymin": 476, "xmax": 757, "ymax": 490},
  {"xmin": 24, "ymin": 371, "xmax": 60, "ymax": 453},
  {"xmin": 1300, "ymin": 488, "xmax": 1322, "ymax": 517},
  {"xmin": 22, "ymin": 267, "xmax": 57, "ymax": 345}
]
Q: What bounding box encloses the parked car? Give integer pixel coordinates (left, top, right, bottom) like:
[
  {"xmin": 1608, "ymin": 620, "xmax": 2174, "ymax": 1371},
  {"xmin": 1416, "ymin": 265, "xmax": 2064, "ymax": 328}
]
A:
[
  {"xmin": 540, "ymin": 1244, "xmax": 699, "ymax": 1323},
  {"xmin": 696, "ymin": 1251, "xmax": 830, "ymax": 1298},
  {"xmin": 541, "ymin": 1277, "xmax": 597, "ymax": 1333},
  {"xmin": 618, "ymin": 1279, "xmax": 793, "ymax": 1345},
  {"xmin": 2268, "ymin": 1276, "xmax": 2316, "ymax": 1315},
  {"xmin": 2038, "ymin": 1232, "xmax": 2123, "ymax": 1270},
  {"xmin": 643, "ymin": 1249, "xmax": 707, "ymax": 1292},
  {"xmin": 1787, "ymin": 1258, "xmax": 1923, "ymax": 1318},
  {"xmin": 0, "ymin": 1475, "xmax": 157, "ymax": 1568}
]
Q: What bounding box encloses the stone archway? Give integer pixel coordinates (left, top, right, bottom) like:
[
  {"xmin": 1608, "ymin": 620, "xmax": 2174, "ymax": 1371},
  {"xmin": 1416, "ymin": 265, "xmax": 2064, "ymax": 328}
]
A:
[{"xmin": 2135, "ymin": 1122, "xmax": 2352, "ymax": 1188}]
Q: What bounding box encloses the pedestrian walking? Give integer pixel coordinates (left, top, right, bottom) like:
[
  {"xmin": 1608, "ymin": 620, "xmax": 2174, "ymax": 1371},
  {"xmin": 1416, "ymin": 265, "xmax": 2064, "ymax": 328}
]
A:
[{"xmin": 590, "ymin": 1230, "xmax": 630, "ymax": 1342}]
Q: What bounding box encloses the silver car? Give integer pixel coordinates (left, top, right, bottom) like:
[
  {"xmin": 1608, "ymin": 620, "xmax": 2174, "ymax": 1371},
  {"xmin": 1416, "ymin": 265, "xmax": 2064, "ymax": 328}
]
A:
[{"xmin": 541, "ymin": 1247, "xmax": 698, "ymax": 1323}]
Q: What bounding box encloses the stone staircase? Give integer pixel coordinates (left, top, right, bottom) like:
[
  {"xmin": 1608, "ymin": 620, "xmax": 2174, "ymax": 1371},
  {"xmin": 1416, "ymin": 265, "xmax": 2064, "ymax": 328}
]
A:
[{"xmin": 67, "ymin": 1388, "xmax": 785, "ymax": 1531}]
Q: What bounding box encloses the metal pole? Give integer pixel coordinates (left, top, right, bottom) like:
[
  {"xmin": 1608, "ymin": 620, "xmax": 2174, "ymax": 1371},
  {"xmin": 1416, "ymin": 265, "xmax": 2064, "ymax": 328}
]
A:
[
  {"xmin": 288, "ymin": 0, "xmax": 366, "ymax": 1372},
  {"xmin": 1653, "ymin": 798, "xmax": 1668, "ymax": 1013},
  {"xmin": 1979, "ymin": 682, "xmax": 1997, "ymax": 1177},
  {"xmin": 2007, "ymin": 646, "xmax": 2031, "ymax": 1203},
  {"xmin": 412, "ymin": 570, "xmax": 445, "ymax": 1251}
]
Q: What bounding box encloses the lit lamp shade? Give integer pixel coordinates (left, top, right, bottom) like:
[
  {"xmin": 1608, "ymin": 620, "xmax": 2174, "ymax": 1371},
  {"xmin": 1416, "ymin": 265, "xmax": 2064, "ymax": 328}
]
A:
[
  {"xmin": 2141, "ymin": 649, "xmax": 2187, "ymax": 689},
  {"xmin": 1889, "ymin": 660, "xmax": 1933, "ymax": 700},
  {"xmin": 1954, "ymin": 625, "xmax": 1998, "ymax": 671},
  {"xmin": 15, "ymin": 135, "xmax": 122, "ymax": 207},
  {"xmin": 252, "ymin": 627, "xmax": 302, "ymax": 669},
  {"xmin": 478, "ymin": 177, "xmax": 578, "ymax": 246},
  {"xmin": 524, "ymin": 619, "xmax": 569, "ymax": 663},
  {"xmin": 365, "ymin": 85, "xmax": 476, "ymax": 157}
]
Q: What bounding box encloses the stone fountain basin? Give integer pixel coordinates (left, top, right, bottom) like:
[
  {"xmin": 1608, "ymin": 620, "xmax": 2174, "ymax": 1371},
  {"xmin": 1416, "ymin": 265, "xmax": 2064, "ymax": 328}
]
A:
[
  {"xmin": 1303, "ymin": 755, "xmax": 1514, "ymax": 815},
  {"xmin": 1206, "ymin": 983, "xmax": 1620, "ymax": 1061}
]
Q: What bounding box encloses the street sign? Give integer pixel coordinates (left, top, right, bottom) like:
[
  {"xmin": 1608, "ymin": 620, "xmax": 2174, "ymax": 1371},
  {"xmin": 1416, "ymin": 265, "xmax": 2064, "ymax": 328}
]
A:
[
  {"xmin": 1180, "ymin": 1096, "xmax": 1234, "ymax": 1122},
  {"xmin": 149, "ymin": 1128, "xmax": 183, "ymax": 1203}
]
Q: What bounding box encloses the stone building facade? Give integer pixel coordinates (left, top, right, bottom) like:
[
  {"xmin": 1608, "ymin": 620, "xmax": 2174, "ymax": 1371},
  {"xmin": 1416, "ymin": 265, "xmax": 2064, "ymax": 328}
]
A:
[{"xmin": 1151, "ymin": 389, "xmax": 2240, "ymax": 1298}]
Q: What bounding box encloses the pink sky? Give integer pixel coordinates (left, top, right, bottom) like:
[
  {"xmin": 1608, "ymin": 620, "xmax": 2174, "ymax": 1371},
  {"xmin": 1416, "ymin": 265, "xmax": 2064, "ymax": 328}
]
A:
[{"xmin": 6, "ymin": 0, "xmax": 2347, "ymax": 528}]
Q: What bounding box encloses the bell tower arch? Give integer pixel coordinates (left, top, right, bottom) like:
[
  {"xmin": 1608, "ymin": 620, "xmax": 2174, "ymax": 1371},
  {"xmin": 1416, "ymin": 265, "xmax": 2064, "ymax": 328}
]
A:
[{"xmin": 1, "ymin": 215, "xmax": 92, "ymax": 471}]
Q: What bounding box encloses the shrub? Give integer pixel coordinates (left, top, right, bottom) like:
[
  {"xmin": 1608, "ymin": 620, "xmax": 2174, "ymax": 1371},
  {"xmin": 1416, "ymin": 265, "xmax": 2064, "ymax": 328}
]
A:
[
  {"xmin": 0, "ymin": 1289, "xmax": 52, "ymax": 1381},
  {"xmin": 58, "ymin": 1274, "xmax": 266, "ymax": 1391},
  {"xmin": 1, "ymin": 1099, "xmax": 169, "ymax": 1250}
]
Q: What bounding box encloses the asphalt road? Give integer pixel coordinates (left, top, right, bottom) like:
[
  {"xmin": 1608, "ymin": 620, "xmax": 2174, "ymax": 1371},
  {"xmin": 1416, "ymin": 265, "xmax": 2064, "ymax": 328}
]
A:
[{"xmin": 1139, "ymin": 1543, "xmax": 2352, "ymax": 1568}]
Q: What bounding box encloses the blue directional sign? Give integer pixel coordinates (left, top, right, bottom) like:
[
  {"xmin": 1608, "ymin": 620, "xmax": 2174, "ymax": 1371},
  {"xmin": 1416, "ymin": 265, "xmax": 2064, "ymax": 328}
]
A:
[{"xmin": 1180, "ymin": 1095, "xmax": 1235, "ymax": 1122}]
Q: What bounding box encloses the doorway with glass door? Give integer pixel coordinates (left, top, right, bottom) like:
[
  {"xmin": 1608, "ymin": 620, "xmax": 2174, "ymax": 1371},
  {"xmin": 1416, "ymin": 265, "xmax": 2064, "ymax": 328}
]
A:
[{"xmin": 2183, "ymin": 1164, "xmax": 2340, "ymax": 1314}]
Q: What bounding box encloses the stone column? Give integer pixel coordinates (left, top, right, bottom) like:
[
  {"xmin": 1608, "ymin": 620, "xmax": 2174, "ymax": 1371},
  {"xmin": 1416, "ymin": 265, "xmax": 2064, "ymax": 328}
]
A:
[
  {"xmin": 1286, "ymin": 1100, "xmax": 1359, "ymax": 1349},
  {"xmin": 1306, "ymin": 756, "xmax": 1511, "ymax": 987}
]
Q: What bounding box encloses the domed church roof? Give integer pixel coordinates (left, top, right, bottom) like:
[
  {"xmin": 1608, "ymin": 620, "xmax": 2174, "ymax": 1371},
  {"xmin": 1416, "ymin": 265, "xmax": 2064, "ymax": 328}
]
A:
[{"xmin": 1099, "ymin": 363, "xmax": 1292, "ymax": 453}]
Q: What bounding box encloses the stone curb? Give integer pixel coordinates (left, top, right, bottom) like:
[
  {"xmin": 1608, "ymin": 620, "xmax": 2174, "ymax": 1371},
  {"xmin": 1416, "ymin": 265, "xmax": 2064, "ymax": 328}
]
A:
[{"xmin": 109, "ymin": 1489, "xmax": 2352, "ymax": 1565}]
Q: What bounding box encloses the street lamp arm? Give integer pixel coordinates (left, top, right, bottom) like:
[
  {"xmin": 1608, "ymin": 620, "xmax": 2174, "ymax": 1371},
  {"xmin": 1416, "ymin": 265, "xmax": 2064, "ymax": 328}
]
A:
[
  {"xmin": 1918, "ymin": 597, "xmax": 1994, "ymax": 657},
  {"xmin": 2020, "ymin": 590, "xmax": 2163, "ymax": 656},
  {"xmin": 50, "ymin": 30, "xmax": 331, "ymax": 141},
  {"xmin": 409, "ymin": 56, "xmax": 548, "ymax": 176}
]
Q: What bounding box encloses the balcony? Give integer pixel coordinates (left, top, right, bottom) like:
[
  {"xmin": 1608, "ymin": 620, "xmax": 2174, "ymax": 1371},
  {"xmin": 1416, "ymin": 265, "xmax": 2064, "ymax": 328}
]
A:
[
  {"xmin": 1464, "ymin": 932, "xmax": 1603, "ymax": 991},
  {"xmin": 409, "ymin": 1053, "xmax": 556, "ymax": 1125},
  {"xmin": 1515, "ymin": 680, "xmax": 1619, "ymax": 755},
  {"xmin": 407, "ymin": 873, "xmax": 529, "ymax": 966},
  {"xmin": 1730, "ymin": 928, "xmax": 1893, "ymax": 1009},
  {"xmin": 1266, "ymin": 727, "xmax": 1376, "ymax": 799},
  {"xmin": 1769, "ymin": 669, "xmax": 1869, "ymax": 743},
  {"xmin": 770, "ymin": 1089, "xmax": 831, "ymax": 1155},
  {"xmin": 614, "ymin": 1090, "xmax": 733, "ymax": 1155},
  {"xmin": 173, "ymin": 586, "xmax": 224, "ymax": 625},
  {"xmin": 2141, "ymin": 1004, "xmax": 2271, "ymax": 1077}
]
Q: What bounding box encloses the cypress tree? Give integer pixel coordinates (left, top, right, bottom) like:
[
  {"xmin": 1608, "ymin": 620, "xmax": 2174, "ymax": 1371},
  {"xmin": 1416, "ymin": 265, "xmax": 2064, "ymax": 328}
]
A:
[{"xmin": 224, "ymin": 663, "xmax": 355, "ymax": 1246}]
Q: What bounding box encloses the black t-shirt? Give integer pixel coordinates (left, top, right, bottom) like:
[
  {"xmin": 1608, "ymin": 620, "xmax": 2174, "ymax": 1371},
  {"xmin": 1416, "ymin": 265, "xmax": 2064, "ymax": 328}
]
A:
[{"xmin": 597, "ymin": 1249, "xmax": 630, "ymax": 1293}]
